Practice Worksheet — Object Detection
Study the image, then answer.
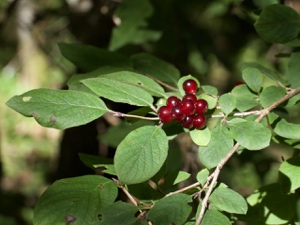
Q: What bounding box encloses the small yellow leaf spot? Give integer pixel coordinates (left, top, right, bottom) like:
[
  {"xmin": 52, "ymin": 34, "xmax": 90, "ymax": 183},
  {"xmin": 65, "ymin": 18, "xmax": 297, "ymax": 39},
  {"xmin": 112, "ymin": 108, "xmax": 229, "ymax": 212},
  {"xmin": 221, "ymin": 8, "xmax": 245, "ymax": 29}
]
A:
[{"xmin": 22, "ymin": 96, "xmax": 32, "ymax": 102}]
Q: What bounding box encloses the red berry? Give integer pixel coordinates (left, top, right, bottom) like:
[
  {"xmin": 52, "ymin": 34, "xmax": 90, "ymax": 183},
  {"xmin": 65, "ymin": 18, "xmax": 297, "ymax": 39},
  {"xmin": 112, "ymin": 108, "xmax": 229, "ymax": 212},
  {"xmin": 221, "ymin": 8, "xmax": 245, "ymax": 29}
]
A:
[
  {"xmin": 181, "ymin": 116, "xmax": 194, "ymax": 129},
  {"xmin": 166, "ymin": 96, "xmax": 181, "ymax": 107},
  {"xmin": 158, "ymin": 106, "xmax": 173, "ymax": 123},
  {"xmin": 182, "ymin": 93, "xmax": 197, "ymax": 104},
  {"xmin": 193, "ymin": 114, "xmax": 206, "ymax": 130},
  {"xmin": 183, "ymin": 79, "xmax": 198, "ymax": 94},
  {"xmin": 234, "ymin": 81, "xmax": 245, "ymax": 87},
  {"xmin": 195, "ymin": 99, "xmax": 208, "ymax": 114},
  {"xmin": 181, "ymin": 99, "xmax": 196, "ymax": 116},
  {"xmin": 171, "ymin": 105, "xmax": 186, "ymax": 122}
]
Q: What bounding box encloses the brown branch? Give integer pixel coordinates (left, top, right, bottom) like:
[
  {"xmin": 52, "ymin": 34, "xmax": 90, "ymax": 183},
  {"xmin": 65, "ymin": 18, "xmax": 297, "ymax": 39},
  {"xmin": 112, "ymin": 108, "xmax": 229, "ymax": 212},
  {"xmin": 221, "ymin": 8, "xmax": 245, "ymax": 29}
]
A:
[
  {"xmin": 109, "ymin": 110, "xmax": 160, "ymax": 121},
  {"xmin": 195, "ymin": 87, "xmax": 300, "ymax": 225}
]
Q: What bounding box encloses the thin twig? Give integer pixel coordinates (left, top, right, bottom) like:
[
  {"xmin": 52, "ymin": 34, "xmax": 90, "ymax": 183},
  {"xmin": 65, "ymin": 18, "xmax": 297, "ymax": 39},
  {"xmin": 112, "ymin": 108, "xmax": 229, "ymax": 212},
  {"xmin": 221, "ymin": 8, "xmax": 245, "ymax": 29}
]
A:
[
  {"xmin": 109, "ymin": 110, "xmax": 160, "ymax": 121},
  {"xmin": 112, "ymin": 178, "xmax": 138, "ymax": 206},
  {"xmin": 165, "ymin": 182, "xmax": 200, "ymax": 197},
  {"xmin": 210, "ymin": 110, "xmax": 262, "ymax": 119},
  {"xmin": 195, "ymin": 87, "xmax": 300, "ymax": 225},
  {"xmin": 145, "ymin": 74, "xmax": 179, "ymax": 92}
]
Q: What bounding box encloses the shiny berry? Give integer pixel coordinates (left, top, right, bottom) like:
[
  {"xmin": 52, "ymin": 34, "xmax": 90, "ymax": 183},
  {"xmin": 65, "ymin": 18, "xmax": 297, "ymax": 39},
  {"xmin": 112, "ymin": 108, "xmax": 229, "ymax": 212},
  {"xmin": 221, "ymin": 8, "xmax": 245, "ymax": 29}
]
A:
[
  {"xmin": 183, "ymin": 79, "xmax": 198, "ymax": 94},
  {"xmin": 171, "ymin": 105, "xmax": 186, "ymax": 122},
  {"xmin": 181, "ymin": 99, "xmax": 196, "ymax": 116},
  {"xmin": 182, "ymin": 93, "xmax": 197, "ymax": 104},
  {"xmin": 195, "ymin": 99, "xmax": 208, "ymax": 114},
  {"xmin": 158, "ymin": 106, "xmax": 173, "ymax": 123},
  {"xmin": 166, "ymin": 96, "xmax": 181, "ymax": 107},
  {"xmin": 193, "ymin": 114, "xmax": 206, "ymax": 130},
  {"xmin": 181, "ymin": 116, "xmax": 194, "ymax": 129}
]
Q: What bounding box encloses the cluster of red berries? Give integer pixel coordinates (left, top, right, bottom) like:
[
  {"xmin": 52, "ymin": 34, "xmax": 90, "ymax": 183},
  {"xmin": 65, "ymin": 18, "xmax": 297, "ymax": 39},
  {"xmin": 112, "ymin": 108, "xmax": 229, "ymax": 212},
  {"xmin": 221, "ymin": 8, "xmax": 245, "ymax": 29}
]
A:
[{"xmin": 157, "ymin": 79, "xmax": 208, "ymax": 130}]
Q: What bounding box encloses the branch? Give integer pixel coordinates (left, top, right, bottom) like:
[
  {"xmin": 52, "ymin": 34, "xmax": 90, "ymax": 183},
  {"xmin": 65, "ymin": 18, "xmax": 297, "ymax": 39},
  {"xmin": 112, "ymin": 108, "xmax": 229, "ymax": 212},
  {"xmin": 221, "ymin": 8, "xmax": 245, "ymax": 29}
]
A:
[
  {"xmin": 210, "ymin": 110, "xmax": 262, "ymax": 119},
  {"xmin": 195, "ymin": 87, "xmax": 300, "ymax": 225},
  {"xmin": 112, "ymin": 178, "xmax": 139, "ymax": 206},
  {"xmin": 109, "ymin": 110, "xmax": 160, "ymax": 121}
]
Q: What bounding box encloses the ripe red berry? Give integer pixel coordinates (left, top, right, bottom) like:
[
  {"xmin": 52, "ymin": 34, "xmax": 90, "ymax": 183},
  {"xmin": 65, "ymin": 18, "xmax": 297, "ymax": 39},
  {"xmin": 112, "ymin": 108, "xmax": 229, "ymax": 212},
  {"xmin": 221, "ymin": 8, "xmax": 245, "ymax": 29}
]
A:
[
  {"xmin": 181, "ymin": 116, "xmax": 194, "ymax": 129},
  {"xmin": 193, "ymin": 114, "xmax": 206, "ymax": 130},
  {"xmin": 181, "ymin": 99, "xmax": 196, "ymax": 116},
  {"xmin": 195, "ymin": 99, "xmax": 208, "ymax": 114},
  {"xmin": 183, "ymin": 79, "xmax": 198, "ymax": 94},
  {"xmin": 234, "ymin": 81, "xmax": 245, "ymax": 87},
  {"xmin": 166, "ymin": 96, "xmax": 181, "ymax": 107},
  {"xmin": 157, "ymin": 106, "xmax": 173, "ymax": 123},
  {"xmin": 182, "ymin": 93, "xmax": 197, "ymax": 104},
  {"xmin": 171, "ymin": 105, "xmax": 186, "ymax": 122}
]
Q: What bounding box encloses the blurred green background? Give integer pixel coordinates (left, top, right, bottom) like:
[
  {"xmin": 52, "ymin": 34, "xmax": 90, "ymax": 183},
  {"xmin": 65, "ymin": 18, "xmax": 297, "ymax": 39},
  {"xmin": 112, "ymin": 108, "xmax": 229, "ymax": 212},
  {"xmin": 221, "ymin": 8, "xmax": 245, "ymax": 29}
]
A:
[{"xmin": 1, "ymin": 0, "xmax": 299, "ymax": 224}]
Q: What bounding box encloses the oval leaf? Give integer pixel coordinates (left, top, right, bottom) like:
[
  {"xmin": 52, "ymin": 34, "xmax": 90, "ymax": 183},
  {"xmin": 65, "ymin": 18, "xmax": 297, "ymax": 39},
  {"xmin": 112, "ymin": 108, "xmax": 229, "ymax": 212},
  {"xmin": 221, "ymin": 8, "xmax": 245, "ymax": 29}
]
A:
[
  {"xmin": 198, "ymin": 125, "xmax": 234, "ymax": 169},
  {"xmin": 260, "ymin": 86, "xmax": 286, "ymax": 108},
  {"xmin": 229, "ymin": 119, "xmax": 272, "ymax": 150},
  {"xmin": 190, "ymin": 127, "xmax": 211, "ymax": 146},
  {"xmin": 231, "ymin": 85, "xmax": 258, "ymax": 111},
  {"xmin": 82, "ymin": 77, "xmax": 154, "ymax": 107},
  {"xmin": 242, "ymin": 67, "xmax": 263, "ymax": 93},
  {"xmin": 255, "ymin": 5, "xmax": 300, "ymax": 44},
  {"xmin": 114, "ymin": 126, "xmax": 168, "ymax": 185},
  {"xmin": 286, "ymin": 51, "xmax": 300, "ymax": 88},
  {"xmin": 200, "ymin": 209, "xmax": 231, "ymax": 225},
  {"xmin": 218, "ymin": 93, "xmax": 236, "ymax": 115},
  {"xmin": 6, "ymin": 89, "xmax": 108, "ymax": 130},
  {"xmin": 279, "ymin": 156, "xmax": 300, "ymax": 192},
  {"xmin": 210, "ymin": 187, "xmax": 248, "ymax": 214},
  {"xmin": 148, "ymin": 194, "xmax": 192, "ymax": 225},
  {"xmin": 33, "ymin": 175, "xmax": 118, "ymax": 225},
  {"xmin": 274, "ymin": 119, "xmax": 300, "ymax": 139}
]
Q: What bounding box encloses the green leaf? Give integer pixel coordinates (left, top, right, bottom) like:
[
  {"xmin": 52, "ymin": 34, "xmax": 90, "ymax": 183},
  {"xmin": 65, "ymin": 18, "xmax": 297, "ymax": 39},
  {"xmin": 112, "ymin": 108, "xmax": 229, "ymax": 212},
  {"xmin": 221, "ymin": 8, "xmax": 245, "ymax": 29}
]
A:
[
  {"xmin": 177, "ymin": 75, "xmax": 200, "ymax": 96},
  {"xmin": 259, "ymin": 86, "xmax": 286, "ymax": 108},
  {"xmin": 33, "ymin": 175, "xmax": 118, "ymax": 225},
  {"xmin": 242, "ymin": 67, "xmax": 263, "ymax": 93},
  {"xmin": 67, "ymin": 67, "xmax": 133, "ymax": 94},
  {"xmin": 114, "ymin": 126, "xmax": 168, "ymax": 185},
  {"xmin": 197, "ymin": 93, "xmax": 218, "ymax": 109},
  {"xmin": 218, "ymin": 93, "xmax": 236, "ymax": 115},
  {"xmin": 198, "ymin": 125, "xmax": 234, "ymax": 169},
  {"xmin": 190, "ymin": 127, "xmax": 211, "ymax": 146},
  {"xmin": 231, "ymin": 84, "xmax": 258, "ymax": 111},
  {"xmin": 6, "ymin": 89, "xmax": 108, "ymax": 130},
  {"xmin": 99, "ymin": 201, "xmax": 142, "ymax": 225},
  {"xmin": 229, "ymin": 119, "xmax": 272, "ymax": 150},
  {"xmin": 279, "ymin": 156, "xmax": 300, "ymax": 192},
  {"xmin": 59, "ymin": 43, "xmax": 132, "ymax": 72},
  {"xmin": 200, "ymin": 209, "xmax": 231, "ymax": 225},
  {"xmin": 82, "ymin": 77, "xmax": 154, "ymax": 107},
  {"xmin": 78, "ymin": 153, "xmax": 113, "ymax": 169},
  {"xmin": 210, "ymin": 186, "xmax": 248, "ymax": 214},
  {"xmin": 100, "ymin": 71, "xmax": 166, "ymax": 97},
  {"xmin": 286, "ymin": 51, "xmax": 300, "ymax": 88},
  {"xmin": 173, "ymin": 171, "xmax": 191, "ymax": 185},
  {"xmin": 255, "ymin": 4, "xmax": 300, "ymax": 44},
  {"xmin": 196, "ymin": 169, "xmax": 209, "ymax": 186},
  {"xmin": 148, "ymin": 194, "xmax": 192, "ymax": 225},
  {"xmin": 201, "ymin": 85, "xmax": 218, "ymax": 96},
  {"xmin": 274, "ymin": 119, "xmax": 300, "ymax": 139},
  {"xmin": 109, "ymin": 0, "xmax": 161, "ymax": 51},
  {"xmin": 241, "ymin": 62, "xmax": 285, "ymax": 84},
  {"xmin": 131, "ymin": 53, "xmax": 180, "ymax": 85}
]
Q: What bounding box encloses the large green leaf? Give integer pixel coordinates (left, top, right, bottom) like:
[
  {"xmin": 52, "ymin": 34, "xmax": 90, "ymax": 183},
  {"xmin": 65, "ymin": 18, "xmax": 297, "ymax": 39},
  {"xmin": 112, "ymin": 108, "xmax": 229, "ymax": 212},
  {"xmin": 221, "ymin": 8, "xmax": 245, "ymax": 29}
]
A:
[
  {"xmin": 99, "ymin": 201, "xmax": 142, "ymax": 225},
  {"xmin": 259, "ymin": 86, "xmax": 286, "ymax": 108},
  {"xmin": 198, "ymin": 125, "xmax": 234, "ymax": 169},
  {"xmin": 6, "ymin": 89, "xmax": 108, "ymax": 130},
  {"xmin": 242, "ymin": 67, "xmax": 263, "ymax": 93},
  {"xmin": 82, "ymin": 77, "xmax": 154, "ymax": 107},
  {"xmin": 286, "ymin": 51, "xmax": 300, "ymax": 88},
  {"xmin": 114, "ymin": 126, "xmax": 168, "ymax": 185},
  {"xmin": 279, "ymin": 156, "xmax": 300, "ymax": 192},
  {"xmin": 229, "ymin": 118, "xmax": 272, "ymax": 150},
  {"xmin": 200, "ymin": 209, "xmax": 231, "ymax": 225},
  {"xmin": 210, "ymin": 187, "xmax": 248, "ymax": 214},
  {"xmin": 190, "ymin": 127, "xmax": 211, "ymax": 146},
  {"xmin": 131, "ymin": 53, "xmax": 180, "ymax": 85},
  {"xmin": 59, "ymin": 43, "xmax": 132, "ymax": 72},
  {"xmin": 33, "ymin": 175, "xmax": 118, "ymax": 225},
  {"xmin": 255, "ymin": 4, "xmax": 300, "ymax": 44},
  {"xmin": 109, "ymin": 0, "xmax": 161, "ymax": 51},
  {"xmin": 148, "ymin": 194, "xmax": 192, "ymax": 225},
  {"xmin": 274, "ymin": 118, "xmax": 300, "ymax": 139},
  {"xmin": 231, "ymin": 84, "xmax": 258, "ymax": 111}
]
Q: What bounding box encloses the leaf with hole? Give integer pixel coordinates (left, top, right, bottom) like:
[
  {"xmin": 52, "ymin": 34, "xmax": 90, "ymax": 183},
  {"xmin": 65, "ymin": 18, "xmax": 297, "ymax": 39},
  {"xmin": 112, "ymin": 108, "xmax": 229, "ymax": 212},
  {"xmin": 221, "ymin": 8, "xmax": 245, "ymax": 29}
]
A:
[
  {"xmin": 6, "ymin": 89, "xmax": 108, "ymax": 130},
  {"xmin": 33, "ymin": 175, "xmax": 118, "ymax": 225},
  {"xmin": 114, "ymin": 126, "xmax": 168, "ymax": 185}
]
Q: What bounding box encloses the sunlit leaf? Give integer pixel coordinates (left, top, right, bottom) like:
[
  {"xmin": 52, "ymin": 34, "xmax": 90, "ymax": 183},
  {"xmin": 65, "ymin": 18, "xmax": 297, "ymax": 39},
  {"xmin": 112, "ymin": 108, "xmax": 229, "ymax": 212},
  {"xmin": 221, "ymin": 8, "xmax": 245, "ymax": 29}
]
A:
[
  {"xmin": 190, "ymin": 127, "xmax": 211, "ymax": 146},
  {"xmin": 218, "ymin": 93, "xmax": 236, "ymax": 115},
  {"xmin": 274, "ymin": 119, "xmax": 300, "ymax": 139},
  {"xmin": 279, "ymin": 156, "xmax": 300, "ymax": 192},
  {"xmin": 231, "ymin": 85, "xmax": 258, "ymax": 111},
  {"xmin": 260, "ymin": 86, "xmax": 286, "ymax": 108},
  {"xmin": 242, "ymin": 67, "xmax": 263, "ymax": 93}
]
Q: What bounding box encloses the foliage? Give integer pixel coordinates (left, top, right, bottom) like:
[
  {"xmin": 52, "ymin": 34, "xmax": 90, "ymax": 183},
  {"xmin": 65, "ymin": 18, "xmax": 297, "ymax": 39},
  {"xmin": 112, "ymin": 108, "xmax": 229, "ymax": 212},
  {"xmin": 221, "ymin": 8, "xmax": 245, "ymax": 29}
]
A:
[{"xmin": 4, "ymin": 1, "xmax": 300, "ymax": 225}]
